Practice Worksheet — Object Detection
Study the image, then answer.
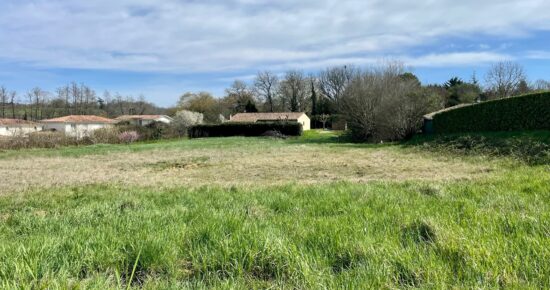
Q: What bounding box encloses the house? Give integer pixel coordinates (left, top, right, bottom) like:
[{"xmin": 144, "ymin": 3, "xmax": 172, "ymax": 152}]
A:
[
  {"xmin": 115, "ymin": 115, "xmax": 173, "ymax": 126},
  {"xmin": 229, "ymin": 112, "xmax": 311, "ymax": 130},
  {"xmin": 0, "ymin": 118, "xmax": 42, "ymax": 136},
  {"xmin": 41, "ymin": 115, "xmax": 116, "ymax": 138}
]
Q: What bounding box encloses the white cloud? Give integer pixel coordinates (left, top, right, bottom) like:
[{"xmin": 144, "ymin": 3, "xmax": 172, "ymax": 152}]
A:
[{"xmin": 0, "ymin": 0, "xmax": 549, "ymax": 72}]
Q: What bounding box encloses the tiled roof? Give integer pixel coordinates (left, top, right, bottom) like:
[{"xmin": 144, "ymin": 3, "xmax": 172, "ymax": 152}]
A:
[
  {"xmin": 115, "ymin": 115, "xmax": 171, "ymax": 121},
  {"xmin": 41, "ymin": 115, "xmax": 116, "ymax": 124},
  {"xmin": 230, "ymin": 112, "xmax": 307, "ymax": 122},
  {"xmin": 0, "ymin": 118, "xmax": 40, "ymax": 126}
]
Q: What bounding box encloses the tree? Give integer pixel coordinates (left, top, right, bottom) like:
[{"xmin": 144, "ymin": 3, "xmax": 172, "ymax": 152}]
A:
[
  {"xmin": 319, "ymin": 114, "xmax": 330, "ymax": 130},
  {"xmin": 318, "ymin": 65, "xmax": 356, "ymax": 111},
  {"xmin": 533, "ymin": 79, "xmax": 550, "ymax": 91},
  {"xmin": 485, "ymin": 61, "xmax": 526, "ymax": 99},
  {"xmin": 310, "ymin": 78, "xmax": 318, "ymax": 116},
  {"xmin": 178, "ymin": 92, "xmax": 222, "ymax": 123},
  {"xmin": 224, "ymin": 80, "xmax": 255, "ymax": 113},
  {"xmin": 341, "ymin": 62, "xmax": 437, "ymax": 142},
  {"xmin": 254, "ymin": 71, "xmax": 278, "ymax": 112},
  {"xmin": 0, "ymin": 86, "xmax": 7, "ymax": 118},
  {"xmin": 9, "ymin": 91, "xmax": 17, "ymax": 118},
  {"xmin": 280, "ymin": 70, "xmax": 308, "ymax": 112},
  {"xmin": 172, "ymin": 110, "xmax": 204, "ymax": 136},
  {"xmin": 244, "ymin": 100, "xmax": 258, "ymax": 112},
  {"xmin": 444, "ymin": 77, "xmax": 481, "ymax": 107}
]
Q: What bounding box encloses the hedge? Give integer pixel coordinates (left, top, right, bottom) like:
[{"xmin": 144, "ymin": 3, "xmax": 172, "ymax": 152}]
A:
[
  {"xmin": 188, "ymin": 122, "xmax": 303, "ymax": 138},
  {"xmin": 431, "ymin": 91, "xmax": 550, "ymax": 134}
]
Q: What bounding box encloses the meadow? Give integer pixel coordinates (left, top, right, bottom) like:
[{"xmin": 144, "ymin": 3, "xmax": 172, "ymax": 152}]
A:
[{"xmin": 0, "ymin": 131, "xmax": 549, "ymax": 289}]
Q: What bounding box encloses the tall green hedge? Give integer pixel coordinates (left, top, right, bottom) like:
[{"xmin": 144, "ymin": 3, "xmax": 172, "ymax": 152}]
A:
[
  {"xmin": 432, "ymin": 92, "xmax": 550, "ymax": 134},
  {"xmin": 189, "ymin": 122, "xmax": 303, "ymax": 138}
]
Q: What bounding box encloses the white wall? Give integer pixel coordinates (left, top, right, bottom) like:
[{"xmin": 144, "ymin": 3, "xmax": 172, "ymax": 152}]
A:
[
  {"xmin": 0, "ymin": 125, "xmax": 42, "ymax": 136},
  {"xmin": 125, "ymin": 117, "xmax": 172, "ymax": 126},
  {"xmin": 298, "ymin": 115, "xmax": 311, "ymax": 131},
  {"xmin": 43, "ymin": 122, "xmax": 113, "ymax": 138}
]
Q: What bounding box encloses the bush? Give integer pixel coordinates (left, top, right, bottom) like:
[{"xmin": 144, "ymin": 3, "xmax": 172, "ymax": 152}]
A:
[
  {"xmin": 0, "ymin": 131, "xmax": 85, "ymax": 150},
  {"xmin": 118, "ymin": 131, "xmax": 140, "ymax": 144},
  {"xmin": 116, "ymin": 121, "xmax": 173, "ymax": 141},
  {"xmin": 172, "ymin": 110, "xmax": 204, "ymax": 137},
  {"xmin": 188, "ymin": 122, "xmax": 303, "ymax": 138},
  {"xmin": 90, "ymin": 127, "xmax": 121, "ymax": 144},
  {"xmin": 340, "ymin": 62, "xmax": 440, "ymax": 142},
  {"xmin": 431, "ymin": 91, "xmax": 550, "ymax": 133}
]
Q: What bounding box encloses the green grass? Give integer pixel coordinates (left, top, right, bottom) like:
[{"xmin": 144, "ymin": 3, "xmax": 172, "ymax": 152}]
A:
[{"xmin": 0, "ymin": 130, "xmax": 549, "ymax": 288}]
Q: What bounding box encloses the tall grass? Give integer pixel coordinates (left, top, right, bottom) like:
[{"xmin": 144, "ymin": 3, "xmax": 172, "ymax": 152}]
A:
[{"xmin": 0, "ymin": 167, "xmax": 548, "ymax": 288}]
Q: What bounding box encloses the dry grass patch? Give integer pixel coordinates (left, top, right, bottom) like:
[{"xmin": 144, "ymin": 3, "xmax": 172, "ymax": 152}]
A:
[{"xmin": 0, "ymin": 139, "xmax": 496, "ymax": 195}]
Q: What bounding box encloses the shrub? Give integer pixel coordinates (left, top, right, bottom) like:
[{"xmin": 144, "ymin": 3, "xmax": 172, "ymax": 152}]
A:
[
  {"xmin": 188, "ymin": 122, "xmax": 302, "ymax": 138},
  {"xmin": 0, "ymin": 131, "xmax": 84, "ymax": 150},
  {"xmin": 340, "ymin": 62, "xmax": 440, "ymax": 142},
  {"xmin": 431, "ymin": 91, "xmax": 550, "ymax": 134},
  {"xmin": 90, "ymin": 127, "xmax": 121, "ymax": 144},
  {"xmin": 172, "ymin": 110, "xmax": 204, "ymax": 137},
  {"xmin": 118, "ymin": 131, "xmax": 140, "ymax": 144}
]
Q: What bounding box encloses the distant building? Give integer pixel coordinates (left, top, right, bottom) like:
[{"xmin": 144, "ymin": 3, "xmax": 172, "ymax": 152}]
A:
[
  {"xmin": 229, "ymin": 112, "xmax": 311, "ymax": 130},
  {"xmin": 0, "ymin": 119, "xmax": 42, "ymax": 136},
  {"xmin": 115, "ymin": 115, "xmax": 173, "ymax": 126},
  {"xmin": 42, "ymin": 115, "xmax": 116, "ymax": 138}
]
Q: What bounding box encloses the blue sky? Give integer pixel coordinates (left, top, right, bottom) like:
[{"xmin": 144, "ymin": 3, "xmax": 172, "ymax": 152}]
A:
[{"xmin": 1, "ymin": 0, "xmax": 549, "ymax": 107}]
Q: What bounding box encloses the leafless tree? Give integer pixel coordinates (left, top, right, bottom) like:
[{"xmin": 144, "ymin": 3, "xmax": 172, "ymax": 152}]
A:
[
  {"xmin": 9, "ymin": 91, "xmax": 17, "ymax": 118},
  {"xmin": 224, "ymin": 80, "xmax": 255, "ymax": 113},
  {"xmin": 533, "ymin": 79, "xmax": 550, "ymax": 91},
  {"xmin": 279, "ymin": 70, "xmax": 308, "ymax": 112},
  {"xmin": 341, "ymin": 62, "xmax": 436, "ymax": 142},
  {"xmin": 485, "ymin": 61, "xmax": 526, "ymax": 99},
  {"xmin": 0, "ymin": 86, "xmax": 7, "ymax": 118},
  {"xmin": 254, "ymin": 71, "xmax": 279, "ymax": 112},
  {"xmin": 318, "ymin": 65, "xmax": 357, "ymax": 110}
]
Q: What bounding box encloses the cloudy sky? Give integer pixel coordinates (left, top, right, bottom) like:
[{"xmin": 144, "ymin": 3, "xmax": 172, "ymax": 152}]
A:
[{"xmin": 1, "ymin": 0, "xmax": 549, "ymax": 106}]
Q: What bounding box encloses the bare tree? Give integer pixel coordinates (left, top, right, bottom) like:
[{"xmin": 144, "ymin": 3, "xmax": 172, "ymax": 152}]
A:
[
  {"xmin": 280, "ymin": 70, "xmax": 308, "ymax": 112},
  {"xmin": 341, "ymin": 62, "xmax": 436, "ymax": 142},
  {"xmin": 318, "ymin": 65, "xmax": 356, "ymax": 111},
  {"xmin": 533, "ymin": 79, "xmax": 550, "ymax": 91},
  {"xmin": 0, "ymin": 86, "xmax": 7, "ymax": 118},
  {"xmin": 485, "ymin": 61, "xmax": 526, "ymax": 99},
  {"xmin": 253, "ymin": 71, "xmax": 278, "ymax": 112},
  {"xmin": 9, "ymin": 91, "xmax": 17, "ymax": 118},
  {"xmin": 224, "ymin": 80, "xmax": 255, "ymax": 113}
]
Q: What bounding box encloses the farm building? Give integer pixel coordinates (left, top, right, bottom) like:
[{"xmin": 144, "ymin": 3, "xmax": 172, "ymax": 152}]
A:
[
  {"xmin": 229, "ymin": 112, "xmax": 311, "ymax": 130},
  {"xmin": 115, "ymin": 115, "xmax": 173, "ymax": 126},
  {"xmin": 42, "ymin": 115, "xmax": 116, "ymax": 138},
  {"xmin": 0, "ymin": 119, "xmax": 42, "ymax": 136}
]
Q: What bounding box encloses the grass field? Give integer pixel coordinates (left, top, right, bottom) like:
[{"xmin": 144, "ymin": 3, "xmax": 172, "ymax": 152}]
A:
[{"xmin": 0, "ymin": 130, "xmax": 549, "ymax": 288}]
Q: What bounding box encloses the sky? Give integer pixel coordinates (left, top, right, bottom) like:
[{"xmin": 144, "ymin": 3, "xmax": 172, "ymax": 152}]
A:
[{"xmin": 1, "ymin": 0, "xmax": 550, "ymax": 107}]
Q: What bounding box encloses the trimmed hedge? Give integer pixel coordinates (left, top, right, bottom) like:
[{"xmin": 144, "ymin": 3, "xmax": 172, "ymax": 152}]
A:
[
  {"xmin": 189, "ymin": 122, "xmax": 303, "ymax": 138},
  {"xmin": 432, "ymin": 92, "xmax": 550, "ymax": 133}
]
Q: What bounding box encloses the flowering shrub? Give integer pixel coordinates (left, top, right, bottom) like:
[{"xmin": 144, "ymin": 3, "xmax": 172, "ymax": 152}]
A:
[{"xmin": 118, "ymin": 131, "xmax": 140, "ymax": 144}]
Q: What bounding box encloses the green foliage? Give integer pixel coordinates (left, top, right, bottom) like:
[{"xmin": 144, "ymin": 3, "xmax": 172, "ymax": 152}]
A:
[
  {"xmin": 189, "ymin": 122, "xmax": 303, "ymax": 138},
  {"xmin": 408, "ymin": 131, "xmax": 550, "ymax": 165},
  {"xmin": 432, "ymin": 92, "xmax": 550, "ymax": 133}
]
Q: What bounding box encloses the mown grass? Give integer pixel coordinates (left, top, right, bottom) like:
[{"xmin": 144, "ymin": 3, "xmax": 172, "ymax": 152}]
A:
[{"xmin": 0, "ymin": 130, "xmax": 548, "ymax": 288}]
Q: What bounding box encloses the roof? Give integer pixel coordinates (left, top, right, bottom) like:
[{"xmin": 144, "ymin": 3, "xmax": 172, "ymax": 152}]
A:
[
  {"xmin": 423, "ymin": 104, "xmax": 473, "ymax": 120},
  {"xmin": 0, "ymin": 118, "xmax": 40, "ymax": 127},
  {"xmin": 230, "ymin": 112, "xmax": 307, "ymax": 122},
  {"xmin": 41, "ymin": 115, "xmax": 116, "ymax": 124},
  {"xmin": 115, "ymin": 115, "xmax": 173, "ymax": 121}
]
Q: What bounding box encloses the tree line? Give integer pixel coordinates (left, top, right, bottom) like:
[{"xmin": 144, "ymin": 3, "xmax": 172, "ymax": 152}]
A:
[
  {"xmin": 176, "ymin": 61, "xmax": 550, "ymax": 128},
  {"xmin": 0, "ymin": 82, "xmax": 166, "ymax": 120}
]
